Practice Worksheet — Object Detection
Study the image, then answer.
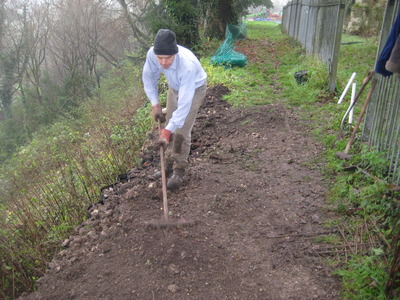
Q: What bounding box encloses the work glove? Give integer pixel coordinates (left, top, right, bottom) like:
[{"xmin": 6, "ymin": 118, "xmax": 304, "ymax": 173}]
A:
[
  {"xmin": 151, "ymin": 103, "xmax": 166, "ymax": 123},
  {"xmin": 154, "ymin": 128, "xmax": 171, "ymax": 151}
]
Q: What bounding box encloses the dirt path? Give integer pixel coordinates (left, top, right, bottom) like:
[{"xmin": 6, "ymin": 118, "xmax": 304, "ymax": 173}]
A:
[{"xmin": 18, "ymin": 84, "xmax": 342, "ymax": 300}]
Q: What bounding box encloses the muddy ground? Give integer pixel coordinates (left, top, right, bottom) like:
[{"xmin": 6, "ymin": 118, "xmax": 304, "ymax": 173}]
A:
[{"xmin": 18, "ymin": 83, "xmax": 343, "ymax": 300}]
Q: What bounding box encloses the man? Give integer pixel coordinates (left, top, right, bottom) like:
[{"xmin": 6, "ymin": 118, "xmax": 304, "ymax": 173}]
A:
[{"xmin": 142, "ymin": 29, "xmax": 207, "ymax": 190}]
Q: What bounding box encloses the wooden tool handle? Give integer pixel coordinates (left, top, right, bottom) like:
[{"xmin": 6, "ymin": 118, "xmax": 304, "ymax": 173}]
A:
[
  {"xmin": 158, "ymin": 119, "xmax": 169, "ymax": 221},
  {"xmin": 344, "ymin": 78, "xmax": 377, "ymax": 154}
]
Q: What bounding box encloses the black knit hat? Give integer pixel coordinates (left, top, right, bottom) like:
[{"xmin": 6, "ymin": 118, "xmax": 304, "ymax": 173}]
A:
[{"xmin": 153, "ymin": 29, "xmax": 178, "ymax": 55}]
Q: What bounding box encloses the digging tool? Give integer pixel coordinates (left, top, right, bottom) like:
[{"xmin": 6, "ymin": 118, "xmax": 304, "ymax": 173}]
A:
[
  {"xmin": 144, "ymin": 119, "xmax": 196, "ymax": 229},
  {"xmin": 336, "ymin": 78, "xmax": 377, "ymax": 160},
  {"xmin": 338, "ymin": 70, "xmax": 375, "ymax": 139}
]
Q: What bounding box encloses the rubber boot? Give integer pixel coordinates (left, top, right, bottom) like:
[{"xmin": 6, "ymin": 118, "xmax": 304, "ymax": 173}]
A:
[
  {"xmin": 153, "ymin": 167, "xmax": 172, "ymax": 179},
  {"xmin": 167, "ymin": 168, "xmax": 185, "ymax": 190},
  {"xmin": 153, "ymin": 160, "xmax": 173, "ymax": 179}
]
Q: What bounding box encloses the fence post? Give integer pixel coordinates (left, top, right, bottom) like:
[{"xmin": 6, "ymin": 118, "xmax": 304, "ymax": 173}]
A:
[
  {"xmin": 294, "ymin": 0, "xmax": 302, "ymax": 40},
  {"xmin": 328, "ymin": 0, "xmax": 346, "ymax": 92}
]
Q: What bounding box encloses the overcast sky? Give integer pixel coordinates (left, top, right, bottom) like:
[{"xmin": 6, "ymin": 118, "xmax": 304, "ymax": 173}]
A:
[{"xmin": 272, "ymin": 0, "xmax": 289, "ymax": 11}]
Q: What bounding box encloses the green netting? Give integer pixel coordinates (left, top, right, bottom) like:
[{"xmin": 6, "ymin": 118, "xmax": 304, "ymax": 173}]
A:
[
  {"xmin": 226, "ymin": 23, "xmax": 247, "ymax": 41},
  {"xmin": 210, "ymin": 23, "xmax": 247, "ymax": 68}
]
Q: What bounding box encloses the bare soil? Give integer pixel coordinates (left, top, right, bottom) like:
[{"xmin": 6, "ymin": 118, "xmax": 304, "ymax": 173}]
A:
[{"xmin": 18, "ymin": 83, "xmax": 342, "ymax": 300}]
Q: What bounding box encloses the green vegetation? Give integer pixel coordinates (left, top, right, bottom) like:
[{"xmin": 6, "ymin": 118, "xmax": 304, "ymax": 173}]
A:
[
  {"xmin": 0, "ymin": 21, "xmax": 399, "ymax": 299},
  {"xmin": 0, "ymin": 61, "xmax": 153, "ymax": 298}
]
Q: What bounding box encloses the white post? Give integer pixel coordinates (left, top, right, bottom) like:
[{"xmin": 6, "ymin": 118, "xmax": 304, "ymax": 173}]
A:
[
  {"xmin": 349, "ymin": 83, "xmax": 356, "ymax": 124},
  {"xmin": 338, "ymin": 72, "xmax": 356, "ymax": 104}
]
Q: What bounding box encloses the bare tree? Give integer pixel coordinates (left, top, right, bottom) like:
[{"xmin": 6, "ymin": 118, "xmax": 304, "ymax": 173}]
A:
[
  {"xmin": 115, "ymin": 0, "xmax": 156, "ymax": 51},
  {"xmin": 42, "ymin": 0, "xmax": 130, "ymax": 107},
  {"xmin": 0, "ymin": 0, "xmax": 29, "ymax": 119},
  {"xmin": 22, "ymin": 2, "xmax": 51, "ymax": 117}
]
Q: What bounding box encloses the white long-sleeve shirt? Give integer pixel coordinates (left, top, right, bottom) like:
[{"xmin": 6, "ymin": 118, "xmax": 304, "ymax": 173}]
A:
[{"xmin": 142, "ymin": 45, "xmax": 207, "ymax": 133}]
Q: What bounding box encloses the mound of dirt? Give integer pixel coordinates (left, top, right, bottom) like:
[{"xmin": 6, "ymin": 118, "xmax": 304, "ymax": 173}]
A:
[{"xmin": 19, "ymin": 84, "xmax": 342, "ymax": 300}]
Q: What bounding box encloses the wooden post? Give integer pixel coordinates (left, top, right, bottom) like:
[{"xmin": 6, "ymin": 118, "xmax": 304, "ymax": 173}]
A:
[{"xmin": 328, "ymin": 0, "xmax": 346, "ymax": 92}]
